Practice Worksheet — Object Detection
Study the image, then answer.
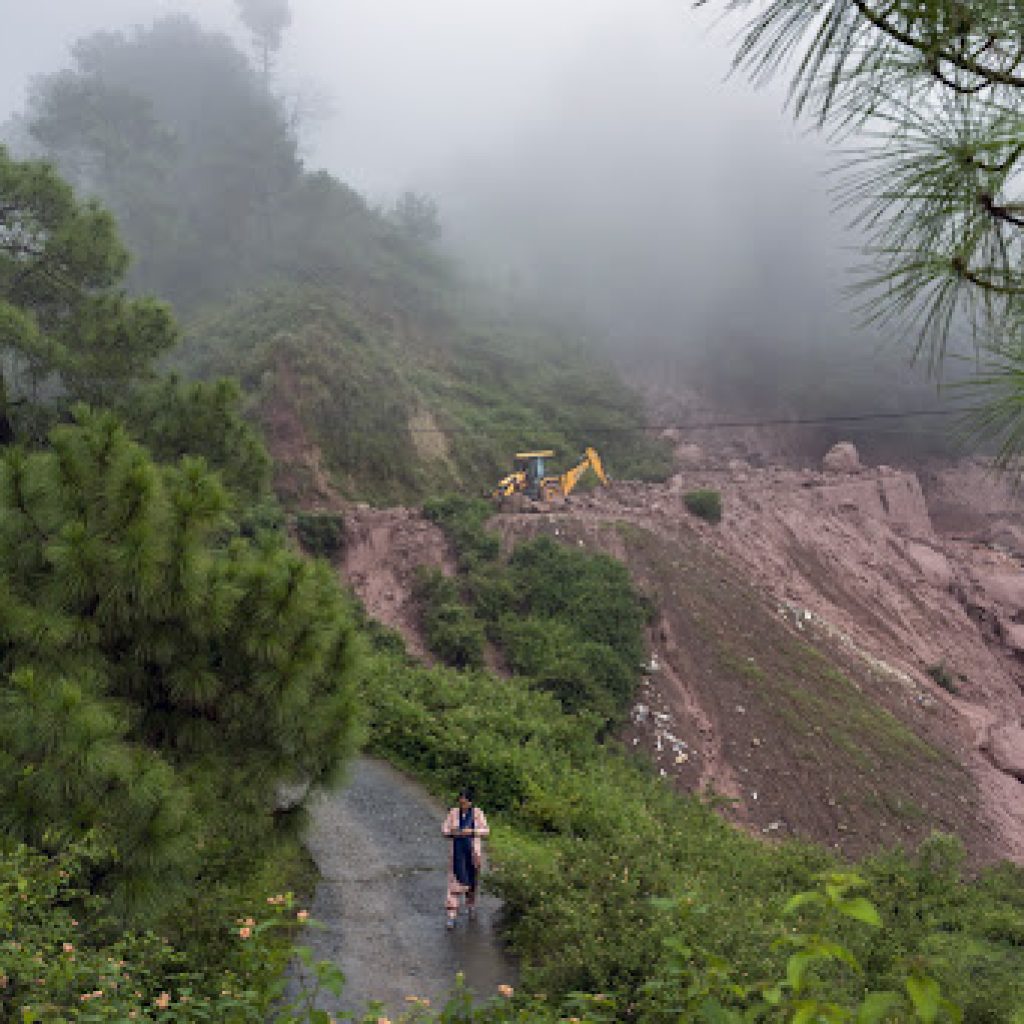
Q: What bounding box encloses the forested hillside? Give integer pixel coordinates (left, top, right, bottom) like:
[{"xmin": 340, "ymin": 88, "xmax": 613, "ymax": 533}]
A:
[{"xmin": 12, "ymin": 14, "xmax": 669, "ymax": 504}]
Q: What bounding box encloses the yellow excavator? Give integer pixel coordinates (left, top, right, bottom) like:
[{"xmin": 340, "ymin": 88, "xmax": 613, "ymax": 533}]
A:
[{"xmin": 492, "ymin": 447, "xmax": 608, "ymax": 507}]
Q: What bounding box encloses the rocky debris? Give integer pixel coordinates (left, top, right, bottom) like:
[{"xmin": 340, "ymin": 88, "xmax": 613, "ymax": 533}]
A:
[
  {"xmin": 903, "ymin": 541, "xmax": 953, "ymax": 589},
  {"xmin": 947, "ymin": 542, "xmax": 1024, "ymax": 658},
  {"xmin": 985, "ymin": 724, "xmax": 1024, "ymax": 782},
  {"xmin": 922, "ymin": 460, "xmax": 1024, "ymax": 550},
  {"xmin": 977, "ymin": 570, "xmax": 1024, "ymax": 610},
  {"xmin": 675, "ymin": 443, "xmax": 705, "ymax": 469},
  {"xmin": 823, "ymin": 441, "xmax": 862, "ymax": 474},
  {"xmin": 637, "ymin": 457, "xmax": 1024, "ymax": 858},
  {"xmin": 878, "ymin": 474, "xmax": 934, "ymax": 535},
  {"xmin": 1002, "ymin": 624, "xmax": 1024, "ymax": 655}
]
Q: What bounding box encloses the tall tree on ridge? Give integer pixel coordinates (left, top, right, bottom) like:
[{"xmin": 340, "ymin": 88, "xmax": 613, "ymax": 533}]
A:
[{"xmin": 235, "ymin": 0, "xmax": 293, "ymax": 82}]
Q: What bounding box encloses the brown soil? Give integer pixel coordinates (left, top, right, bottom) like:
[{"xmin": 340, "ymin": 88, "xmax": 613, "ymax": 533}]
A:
[
  {"xmin": 654, "ymin": 457, "xmax": 1024, "ymax": 863},
  {"xmin": 284, "ymin": 442, "xmax": 1024, "ymax": 865},
  {"xmin": 492, "ymin": 508, "xmax": 985, "ymax": 861},
  {"xmin": 341, "ymin": 506, "xmax": 456, "ymax": 661}
]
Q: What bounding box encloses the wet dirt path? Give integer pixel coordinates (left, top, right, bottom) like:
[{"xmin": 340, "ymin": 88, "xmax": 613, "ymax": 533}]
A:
[{"xmin": 294, "ymin": 758, "xmax": 516, "ymax": 1018}]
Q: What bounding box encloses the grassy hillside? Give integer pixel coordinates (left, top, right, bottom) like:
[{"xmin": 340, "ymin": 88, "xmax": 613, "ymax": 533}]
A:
[
  {"xmin": 8, "ymin": 14, "xmax": 670, "ymax": 507},
  {"xmin": 177, "ymin": 282, "xmax": 671, "ymax": 505}
]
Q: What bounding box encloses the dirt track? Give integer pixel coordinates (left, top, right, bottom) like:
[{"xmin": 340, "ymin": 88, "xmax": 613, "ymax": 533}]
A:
[{"xmin": 295, "ymin": 759, "xmax": 514, "ymax": 1018}]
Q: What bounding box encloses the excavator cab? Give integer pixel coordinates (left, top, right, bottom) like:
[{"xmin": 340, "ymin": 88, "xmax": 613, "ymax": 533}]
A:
[{"xmin": 513, "ymin": 450, "xmax": 554, "ymax": 499}]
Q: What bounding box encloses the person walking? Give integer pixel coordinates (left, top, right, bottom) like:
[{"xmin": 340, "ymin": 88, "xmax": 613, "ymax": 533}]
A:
[{"xmin": 442, "ymin": 788, "xmax": 489, "ymax": 930}]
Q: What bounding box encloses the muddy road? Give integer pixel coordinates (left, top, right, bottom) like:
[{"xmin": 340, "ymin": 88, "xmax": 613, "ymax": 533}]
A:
[{"xmin": 295, "ymin": 759, "xmax": 516, "ymax": 1018}]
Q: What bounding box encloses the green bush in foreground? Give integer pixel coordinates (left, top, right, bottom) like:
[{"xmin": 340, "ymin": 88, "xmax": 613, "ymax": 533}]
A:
[
  {"xmin": 683, "ymin": 488, "xmax": 723, "ymax": 524},
  {"xmin": 0, "ymin": 841, "xmax": 312, "ymax": 1022},
  {"xmin": 361, "ymin": 650, "xmax": 1024, "ymax": 1018},
  {"xmin": 5, "ymin": 833, "xmax": 1003, "ymax": 1022}
]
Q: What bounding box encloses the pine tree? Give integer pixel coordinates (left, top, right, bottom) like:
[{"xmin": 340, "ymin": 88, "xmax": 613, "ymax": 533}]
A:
[
  {"xmin": 720, "ymin": 0, "xmax": 1024, "ymax": 466},
  {"xmin": 0, "ymin": 408, "xmax": 360, "ymax": 916},
  {"xmin": 125, "ymin": 375, "xmax": 272, "ymax": 501},
  {"xmin": 0, "ymin": 145, "xmax": 178, "ymax": 441}
]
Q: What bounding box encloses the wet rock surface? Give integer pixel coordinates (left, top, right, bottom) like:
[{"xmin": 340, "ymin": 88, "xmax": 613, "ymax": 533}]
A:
[
  {"xmin": 296, "ymin": 759, "xmax": 514, "ymax": 1018},
  {"xmin": 823, "ymin": 441, "xmax": 862, "ymax": 473},
  {"xmin": 987, "ymin": 725, "xmax": 1024, "ymax": 782}
]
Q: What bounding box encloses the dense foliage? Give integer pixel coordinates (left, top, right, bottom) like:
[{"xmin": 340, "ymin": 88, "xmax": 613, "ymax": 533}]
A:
[
  {"xmin": 361, "ymin": 651, "xmax": 1024, "ymax": 1019},
  {"xmin": 295, "ymin": 511, "xmax": 346, "ymax": 560},
  {"xmin": 413, "ymin": 567, "xmax": 487, "ymax": 670},
  {"xmin": 420, "ymin": 496, "xmax": 649, "ymax": 723},
  {"xmin": 0, "ymin": 840, "xmax": 333, "ymax": 1022},
  {"xmin": 0, "ymin": 145, "xmax": 177, "ymax": 442},
  {"xmin": 0, "ymin": 410, "xmax": 359, "ymax": 918},
  {"xmin": 683, "ymin": 488, "xmax": 722, "ymax": 524}
]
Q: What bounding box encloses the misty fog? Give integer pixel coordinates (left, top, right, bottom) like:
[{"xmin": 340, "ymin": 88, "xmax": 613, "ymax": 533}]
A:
[{"xmin": 2, "ymin": 0, "xmax": 947, "ymax": 430}]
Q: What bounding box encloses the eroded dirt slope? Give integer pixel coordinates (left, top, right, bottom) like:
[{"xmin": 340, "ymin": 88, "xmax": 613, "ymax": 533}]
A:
[
  {"xmin": 307, "ymin": 451, "xmax": 1024, "ymax": 865},
  {"xmin": 341, "ymin": 505, "xmax": 455, "ymax": 661},
  {"xmin": 652, "ymin": 452, "xmax": 1024, "ymax": 862},
  {"xmin": 492, "ymin": 507, "xmax": 983, "ymax": 861}
]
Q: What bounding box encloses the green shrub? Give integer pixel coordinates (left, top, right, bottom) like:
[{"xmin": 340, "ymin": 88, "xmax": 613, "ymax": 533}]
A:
[
  {"xmin": 684, "ymin": 488, "xmax": 723, "ymax": 524},
  {"xmin": 0, "ymin": 840, "xmax": 319, "ymax": 1022},
  {"xmin": 423, "ymin": 500, "xmax": 650, "ymax": 722},
  {"xmin": 295, "ymin": 511, "xmax": 346, "ymax": 559},
  {"xmin": 414, "ymin": 567, "xmax": 486, "ymax": 669},
  {"xmin": 238, "ymin": 497, "xmax": 287, "ymax": 540},
  {"xmin": 496, "ymin": 615, "xmax": 632, "ymax": 720},
  {"xmin": 927, "ymin": 662, "xmax": 958, "ymax": 693},
  {"xmin": 361, "ymin": 646, "xmax": 1024, "ymax": 1016},
  {"xmin": 423, "ymin": 494, "xmax": 500, "ymax": 568},
  {"xmin": 504, "ymin": 536, "xmax": 649, "ymax": 667}
]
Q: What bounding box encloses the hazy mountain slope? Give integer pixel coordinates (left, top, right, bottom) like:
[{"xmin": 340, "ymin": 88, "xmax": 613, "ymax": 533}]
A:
[{"xmin": 177, "ymin": 282, "xmax": 670, "ymax": 505}]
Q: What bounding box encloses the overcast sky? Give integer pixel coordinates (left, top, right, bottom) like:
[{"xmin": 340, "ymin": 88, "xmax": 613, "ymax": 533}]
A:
[
  {"xmin": 2, "ymin": 1, "xmax": 803, "ymax": 190},
  {"xmin": 2, "ymin": 1, "xmax": 870, "ymax": 357}
]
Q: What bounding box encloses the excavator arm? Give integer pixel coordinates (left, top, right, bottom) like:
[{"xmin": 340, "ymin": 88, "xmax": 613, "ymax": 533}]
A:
[
  {"xmin": 563, "ymin": 447, "xmax": 608, "ymax": 494},
  {"xmin": 547, "ymin": 447, "xmax": 609, "ymax": 499}
]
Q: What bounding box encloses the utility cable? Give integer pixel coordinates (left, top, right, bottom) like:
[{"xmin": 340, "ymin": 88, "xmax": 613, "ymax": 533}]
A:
[{"xmin": 404, "ymin": 407, "xmax": 970, "ymax": 435}]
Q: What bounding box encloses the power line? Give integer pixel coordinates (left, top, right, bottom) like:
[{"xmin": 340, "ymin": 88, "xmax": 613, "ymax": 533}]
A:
[{"xmin": 405, "ymin": 408, "xmax": 970, "ymax": 435}]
